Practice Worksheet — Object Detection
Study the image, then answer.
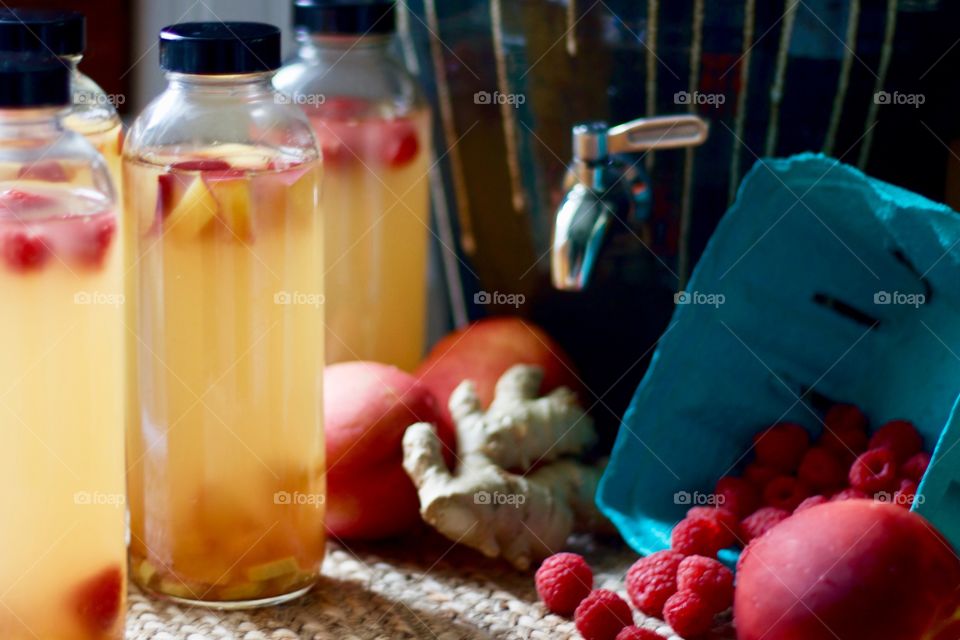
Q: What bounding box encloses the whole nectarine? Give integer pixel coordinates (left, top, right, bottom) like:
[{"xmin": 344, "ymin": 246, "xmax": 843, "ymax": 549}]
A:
[
  {"xmin": 324, "ymin": 361, "xmax": 446, "ymax": 539},
  {"xmin": 415, "ymin": 317, "xmax": 582, "ymax": 434},
  {"xmin": 735, "ymin": 500, "xmax": 960, "ymax": 640}
]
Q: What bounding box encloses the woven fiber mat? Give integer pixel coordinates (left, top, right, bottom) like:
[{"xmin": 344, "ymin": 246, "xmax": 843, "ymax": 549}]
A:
[{"xmin": 126, "ymin": 533, "xmax": 735, "ymax": 639}]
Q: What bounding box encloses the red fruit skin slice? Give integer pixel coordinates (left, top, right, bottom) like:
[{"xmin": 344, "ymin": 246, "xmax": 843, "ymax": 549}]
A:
[
  {"xmin": 18, "ymin": 161, "xmax": 69, "ymax": 182},
  {"xmin": 169, "ymin": 159, "xmax": 232, "ymax": 172},
  {"xmin": 71, "ymin": 565, "xmax": 123, "ymax": 634},
  {"xmin": 76, "ymin": 217, "xmax": 117, "ymax": 268}
]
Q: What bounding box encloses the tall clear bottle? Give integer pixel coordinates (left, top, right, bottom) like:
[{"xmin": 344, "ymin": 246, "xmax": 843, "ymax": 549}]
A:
[
  {"xmin": 275, "ymin": 0, "xmax": 431, "ymax": 370},
  {"xmin": 0, "ymin": 54, "xmax": 124, "ymax": 640},
  {"xmin": 123, "ymin": 22, "xmax": 325, "ymax": 608},
  {"xmin": 0, "ymin": 9, "xmax": 123, "ymax": 184}
]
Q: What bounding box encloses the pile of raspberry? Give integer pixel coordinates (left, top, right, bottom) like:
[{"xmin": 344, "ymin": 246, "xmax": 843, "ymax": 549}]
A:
[
  {"xmin": 535, "ymin": 550, "xmax": 733, "ymax": 640},
  {"xmin": 701, "ymin": 404, "xmax": 930, "ymax": 551},
  {"xmin": 533, "ymin": 404, "xmax": 932, "ymax": 640}
]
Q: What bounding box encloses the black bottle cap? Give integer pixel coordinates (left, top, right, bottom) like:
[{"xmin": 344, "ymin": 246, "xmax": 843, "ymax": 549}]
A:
[
  {"xmin": 293, "ymin": 0, "xmax": 395, "ymax": 35},
  {"xmin": 159, "ymin": 22, "xmax": 281, "ymax": 75},
  {"xmin": 0, "ymin": 8, "xmax": 85, "ymax": 56},
  {"xmin": 0, "ymin": 53, "xmax": 70, "ymax": 108}
]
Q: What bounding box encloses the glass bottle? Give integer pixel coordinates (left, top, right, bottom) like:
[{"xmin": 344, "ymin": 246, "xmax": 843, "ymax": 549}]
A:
[
  {"xmin": 275, "ymin": 0, "xmax": 432, "ymax": 371},
  {"xmin": 0, "ymin": 53, "xmax": 124, "ymax": 639},
  {"xmin": 0, "ymin": 9, "xmax": 123, "ymax": 185},
  {"xmin": 123, "ymin": 22, "xmax": 325, "ymax": 608}
]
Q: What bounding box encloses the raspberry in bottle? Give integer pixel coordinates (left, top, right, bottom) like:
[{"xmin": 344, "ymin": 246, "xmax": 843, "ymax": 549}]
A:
[
  {"xmin": 0, "ymin": 53, "xmax": 124, "ymax": 640},
  {"xmin": 275, "ymin": 0, "xmax": 432, "ymax": 370},
  {"xmin": 123, "ymin": 22, "xmax": 325, "ymax": 608}
]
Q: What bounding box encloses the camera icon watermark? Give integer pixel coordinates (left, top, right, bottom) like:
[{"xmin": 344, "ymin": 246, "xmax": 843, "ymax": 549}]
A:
[
  {"xmin": 474, "ymin": 90, "xmax": 526, "ymax": 108},
  {"xmin": 874, "ymin": 90, "xmax": 925, "ymax": 108},
  {"xmin": 74, "ymin": 290, "xmax": 125, "ymax": 307},
  {"xmin": 273, "ymin": 490, "xmax": 325, "ymax": 509},
  {"xmin": 474, "ymin": 490, "xmax": 526, "ymax": 507},
  {"xmin": 673, "ymin": 490, "xmax": 725, "ymax": 507},
  {"xmin": 474, "ymin": 290, "xmax": 525, "ymax": 309},
  {"xmin": 73, "ymin": 490, "xmax": 125, "ymax": 508},
  {"xmin": 674, "ymin": 290, "xmax": 725, "ymax": 308},
  {"xmin": 873, "ymin": 290, "xmax": 925, "ymax": 308},
  {"xmin": 275, "ymin": 92, "xmax": 326, "ymax": 106},
  {"xmin": 274, "ymin": 290, "xmax": 325, "ymax": 308},
  {"xmin": 674, "ymin": 91, "xmax": 726, "ymax": 107}
]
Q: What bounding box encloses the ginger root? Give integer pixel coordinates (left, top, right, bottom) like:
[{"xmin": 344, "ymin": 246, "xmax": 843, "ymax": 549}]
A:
[{"xmin": 402, "ymin": 365, "xmax": 605, "ymax": 570}]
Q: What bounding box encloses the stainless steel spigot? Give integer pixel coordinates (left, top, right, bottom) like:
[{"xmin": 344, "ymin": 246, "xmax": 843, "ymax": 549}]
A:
[{"xmin": 551, "ymin": 115, "xmax": 709, "ymax": 291}]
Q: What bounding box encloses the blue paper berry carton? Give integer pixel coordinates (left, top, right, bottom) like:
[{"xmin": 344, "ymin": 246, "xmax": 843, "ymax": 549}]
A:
[{"xmin": 597, "ymin": 153, "xmax": 960, "ymax": 565}]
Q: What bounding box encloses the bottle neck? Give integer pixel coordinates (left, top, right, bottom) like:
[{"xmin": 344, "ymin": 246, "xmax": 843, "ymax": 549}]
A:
[
  {"xmin": 0, "ymin": 107, "xmax": 65, "ymax": 139},
  {"xmin": 295, "ymin": 31, "xmax": 393, "ymax": 61},
  {"xmin": 165, "ymin": 71, "xmax": 276, "ymax": 98}
]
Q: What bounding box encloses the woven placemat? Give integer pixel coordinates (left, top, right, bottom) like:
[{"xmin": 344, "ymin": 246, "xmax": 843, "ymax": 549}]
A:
[{"xmin": 126, "ymin": 533, "xmax": 735, "ymax": 639}]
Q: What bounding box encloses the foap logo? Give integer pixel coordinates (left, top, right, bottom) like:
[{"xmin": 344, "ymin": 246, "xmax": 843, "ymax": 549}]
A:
[
  {"xmin": 474, "ymin": 290, "xmax": 525, "ymax": 308},
  {"xmin": 473, "ymin": 90, "xmax": 526, "ymax": 107},
  {"xmin": 76, "ymin": 92, "xmax": 126, "ymax": 107},
  {"xmin": 874, "ymin": 90, "xmax": 925, "ymax": 108},
  {"xmin": 674, "ymin": 290, "xmax": 725, "ymax": 308},
  {"xmin": 74, "ymin": 491, "xmax": 125, "ymax": 508},
  {"xmin": 274, "ymin": 290, "xmax": 325, "ymax": 308},
  {"xmin": 674, "ymin": 91, "xmax": 726, "ymax": 107},
  {"xmin": 474, "ymin": 490, "xmax": 526, "ymax": 507},
  {"xmin": 874, "ymin": 490, "xmax": 924, "ymax": 507},
  {"xmin": 273, "ymin": 491, "xmax": 325, "ymax": 509},
  {"xmin": 874, "ymin": 290, "xmax": 925, "ymax": 308},
  {"xmin": 673, "ymin": 491, "xmax": 725, "ymax": 507},
  {"xmin": 275, "ymin": 92, "xmax": 326, "ymax": 106},
  {"xmin": 74, "ymin": 291, "xmax": 125, "ymax": 307}
]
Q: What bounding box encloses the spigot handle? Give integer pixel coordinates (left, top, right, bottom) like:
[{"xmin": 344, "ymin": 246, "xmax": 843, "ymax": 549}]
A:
[
  {"xmin": 609, "ymin": 115, "xmax": 708, "ymax": 154},
  {"xmin": 573, "ymin": 115, "xmax": 709, "ymax": 163}
]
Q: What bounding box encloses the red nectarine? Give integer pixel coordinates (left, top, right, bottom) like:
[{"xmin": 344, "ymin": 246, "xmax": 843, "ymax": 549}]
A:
[
  {"xmin": 735, "ymin": 500, "xmax": 960, "ymax": 640},
  {"xmin": 324, "ymin": 361, "xmax": 446, "ymax": 539},
  {"xmin": 415, "ymin": 317, "xmax": 582, "ymax": 435}
]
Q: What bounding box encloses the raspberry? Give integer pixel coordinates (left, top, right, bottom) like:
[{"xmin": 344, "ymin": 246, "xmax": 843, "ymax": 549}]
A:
[
  {"xmin": 676, "ymin": 555, "xmax": 734, "ymax": 612},
  {"xmin": 830, "ymin": 487, "xmax": 869, "ymax": 502},
  {"xmin": 849, "ymin": 448, "xmax": 898, "ymax": 493},
  {"xmin": 663, "ymin": 590, "xmax": 715, "ymax": 637},
  {"xmin": 687, "ymin": 507, "xmax": 741, "ymax": 543},
  {"xmin": 742, "ymin": 462, "xmax": 778, "ymax": 489},
  {"xmin": 740, "ymin": 507, "xmax": 789, "ymax": 542},
  {"xmin": 902, "ymin": 451, "xmax": 931, "ymax": 483},
  {"xmin": 671, "ymin": 516, "xmax": 734, "ymax": 557},
  {"xmin": 793, "ymin": 494, "xmax": 829, "ymax": 513},
  {"xmin": 893, "ymin": 479, "xmax": 918, "ymax": 509},
  {"xmin": 820, "ymin": 425, "xmax": 869, "ymax": 464},
  {"xmin": 868, "ymin": 420, "xmax": 923, "ymax": 462},
  {"xmin": 71, "ymin": 565, "xmax": 123, "ymax": 634},
  {"xmin": 763, "ymin": 476, "xmax": 811, "ymax": 512},
  {"xmin": 625, "ymin": 550, "xmax": 683, "ymax": 617},
  {"xmin": 574, "ymin": 589, "xmax": 634, "ymax": 640},
  {"xmin": 713, "ymin": 476, "xmax": 760, "ymax": 517},
  {"xmin": 2, "ymin": 231, "xmax": 49, "ymax": 272},
  {"xmin": 753, "ymin": 423, "xmax": 810, "ymax": 472},
  {"xmin": 615, "ymin": 627, "xmax": 662, "ymax": 640},
  {"xmin": 380, "ymin": 121, "xmax": 420, "ymax": 167},
  {"xmin": 797, "ymin": 447, "xmax": 847, "ymax": 492},
  {"xmin": 824, "ymin": 404, "xmax": 868, "ymax": 432},
  {"xmin": 535, "ymin": 552, "xmax": 593, "ymax": 616}
]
